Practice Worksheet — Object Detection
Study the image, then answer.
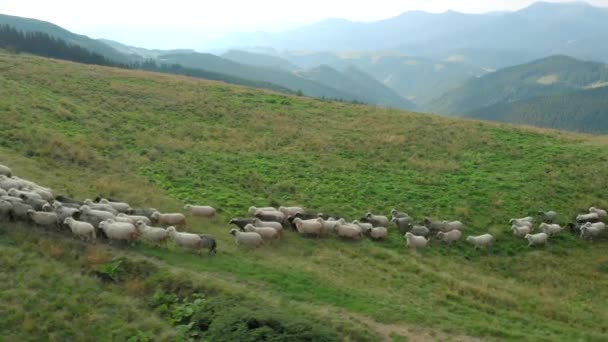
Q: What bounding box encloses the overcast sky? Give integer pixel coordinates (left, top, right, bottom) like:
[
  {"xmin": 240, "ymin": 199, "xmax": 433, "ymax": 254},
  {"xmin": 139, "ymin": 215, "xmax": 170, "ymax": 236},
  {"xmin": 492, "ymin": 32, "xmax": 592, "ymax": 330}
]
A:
[{"xmin": 1, "ymin": 0, "xmax": 607, "ymax": 49}]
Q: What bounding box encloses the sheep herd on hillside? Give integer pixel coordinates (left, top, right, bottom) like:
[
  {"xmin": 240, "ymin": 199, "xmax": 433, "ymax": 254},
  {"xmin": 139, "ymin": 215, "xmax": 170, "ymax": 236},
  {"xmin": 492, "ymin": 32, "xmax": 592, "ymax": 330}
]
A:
[{"xmin": 0, "ymin": 163, "xmax": 607, "ymax": 256}]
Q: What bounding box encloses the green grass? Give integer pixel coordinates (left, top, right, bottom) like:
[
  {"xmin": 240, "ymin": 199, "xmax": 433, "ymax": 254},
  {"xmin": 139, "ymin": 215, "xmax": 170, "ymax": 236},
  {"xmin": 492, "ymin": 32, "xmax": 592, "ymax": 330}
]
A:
[{"xmin": 1, "ymin": 52, "xmax": 608, "ymax": 340}]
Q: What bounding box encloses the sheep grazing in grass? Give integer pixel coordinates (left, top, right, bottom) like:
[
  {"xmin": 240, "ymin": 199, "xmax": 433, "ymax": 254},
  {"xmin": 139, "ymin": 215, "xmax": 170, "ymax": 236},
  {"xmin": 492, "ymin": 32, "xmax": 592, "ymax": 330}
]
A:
[
  {"xmin": 151, "ymin": 211, "xmax": 186, "ymax": 228},
  {"xmin": 127, "ymin": 207, "xmax": 158, "ymax": 219},
  {"xmin": 99, "ymin": 198, "xmax": 131, "ymax": 213},
  {"xmin": 589, "ymin": 207, "xmax": 607, "ymax": 219},
  {"xmin": 135, "ymin": 221, "xmax": 169, "ymax": 245},
  {"xmin": 83, "ymin": 199, "xmax": 118, "ymax": 215},
  {"xmin": 255, "ymin": 210, "xmax": 285, "ymax": 224},
  {"xmin": 0, "ymin": 164, "xmax": 12, "ymax": 177},
  {"xmin": 352, "ymin": 220, "xmax": 373, "ymax": 231},
  {"xmin": 365, "ymin": 213, "xmax": 389, "ymax": 227},
  {"xmin": 0, "ymin": 199, "xmax": 13, "ymax": 220},
  {"xmin": 99, "ymin": 219, "xmax": 138, "ymax": 243},
  {"xmin": 567, "ymin": 222, "xmax": 583, "ymax": 234},
  {"xmin": 334, "ymin": 222, "xmax": 363, "ymax": 240},
  {"xmin": 184, "ymin": 204, "xmax": 216, "ymax": 218},
  {"xmin": 392, "ymin": 216, "xmax": 413, "ymax": 234},
  {"xmin": 0, "ymin": 175, "xmax": 22, "ymax": 191},
  {"xmin": 8, "ymin": 188, "xmax": 42, "ymax": 201},
  {"xmin": 404, "ymin": 232, "xmax": 428, "ymax": 249},
  {"xmin": 10, "ymin": 202, "xmax": 33, "ymax": 221},
  {"xmin": 20, "ymin": 194, "xmax": 50, "ymax": 212},
  {"xmin": 80, "ymin": 205, "xmax": 115, "ymax": 221},
  {"xmin": 410, "ymin": 225, "xmax": 430, "ymax": 237},
  {"xmin": 539, "ymin": 223, "xmax": 563, "ymax": 237},
  {"xmin": 512, "ymin": 224, "xmax": 531, "ymax": 237},
  {"xmin": 318, "ymin": 217, "xmax": 344, "ymax": 236},
  {"xmin": 244, "ymin": 224, "xmax": 280, "ymax": 241},
  {"xmin": 437, "ymin": 230, "xmax": 462, "ymax": 244},
  {"xmin": 365, "ymin": 226, "xmax": 388, "ymax": 240},
  {"xmin": 248, "ymin": 206, "xmax": 277, "ymax": 215},
  {"xmin": 509, "ymin": 217, "xmax": 534, "ymax": 226},
  {"xmin": 441, "ymin": 220, "xmax": 465, "ymax": 232},
  {"xmin": 55, "ymin": 195, "xmax": 84, "ymax": 206},
  {"xmin": 293, "ymin": 217, "xmax": 323, "ymax": 238},
  {"xmin": 576, "ymin": 213, "xmax": 599, "ymax": 223},
  {"xmin": 525, "ymin": 232, "xmax": 548, "ymax": 247},
  {"xmin": 53, "ymin": 202, "xmax": 81, "ymax": 225},
  {"xmin": 466, "ymin": 234, "xmax": 495, "ymax": 250},
  {"xmin": 116, "ymin": 213, "xmax": 151, "ymax": 225},
  {"xmin": 580, "ymin": 222, "xmax": 606, "ymax": 240},
  {"xmin": 64, "ymin": 217, "xmax": 96, "ymax": 242},
  {"xmin": 229, "ymin": 217, "xmax": 256, "ymax": 230},
  {"xmin": 27, "ymin": 209, "xmax": 58, "ymax": 228},
  {"xmin": 390, "ymin": 209, "xmax": 409, "ymax": 219},
  {"xmin": 278, "ymin": 206, "xmax": 305, "ymax": 218},
  {"xmin": 423, "ymin": 218, "xmax": 445, "ymax": 233},
  {"xmin": 166, "ymin": 226, "xmax": 216, "ymax": 254},
  {"xmin": 253, "ymin": 218, "xmax": 283, "ymax": 236},
  {"xmin": 538, "ymin": 211, "xmax": 558, "ymax": 223},
  {"xmin": 230, "ymin": 229, "xmax": 263, "ymax": 248}
]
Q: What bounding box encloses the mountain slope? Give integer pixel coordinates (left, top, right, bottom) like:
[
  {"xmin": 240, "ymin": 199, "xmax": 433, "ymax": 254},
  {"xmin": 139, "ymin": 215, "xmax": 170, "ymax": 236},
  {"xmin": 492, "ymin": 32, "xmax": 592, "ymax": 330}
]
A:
[
  {"xmin": 470, "ymin": 86, "xmax": 608, "ymax": 133},
  {"xmin": 2, "ymin": 52, "xmax": 608, "ymax": 340},
  {"xmin": 221, "ymin": 49, "xmax": 296, "ymax": 70},
  {"xmin": 425, "ymin": 55, "xmax": 608, "ymax": 115}
]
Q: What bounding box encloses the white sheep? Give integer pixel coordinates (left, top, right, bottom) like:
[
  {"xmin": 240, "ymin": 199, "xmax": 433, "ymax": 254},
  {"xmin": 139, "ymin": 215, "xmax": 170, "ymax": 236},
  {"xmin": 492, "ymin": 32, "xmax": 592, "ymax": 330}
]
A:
[
  {"xmin": 253, "ymin": 218, "xmax": 283, "ymax": 235},
  {"xmin": 83, "ymin": 199, "xmax": 118, "ymax": 215},
  {"xmin": 437, "ymin": 230, "xmax": 462, "ymax": 244},
  {"xmin": 230, "ymin": 228, "xmax": 263, "ymax": 248},
  {"xmin": 254, "ymin": 210, "xmax": 285, "ymax": 223},
  {"xmin": 166, "ymin": 226, "xmax": 217, "ymax": 254},
  {"xmin": 466, "ymin": 234, "xmax": 495, "ymax": 249},
  {"xmin": 0, "ymin": 175, "xmax": 22, "ymax": 191},
  {"xmin": 576, "ymin": 212, "xmax": 599, "ymax": 222},
  {"xmin": 278, "ymin": 206, "xmax": 305, "ymax": 217},
  {"xmin": 248, "ymin": 206, "xmax": 277, "ymax": 215},
  {"xmin": 244, "ymin": 224, "xmax": 280, "ymax": 241},
  {"xmin": 441, "ymin": 220, "xmax": 465, "ymax": 232},
  {"xmin": 404, "ymin": 232, "xmax": 428, "ymax": 249},
  {"xmin": 80, "ymin": 205, "xmax": 115, "ymax": 220},
  {"xmin": 0, "ymin": 199, "xmax": 13, "ymax": 219},
  {"xmin": 293, "ymin": 217, "xmax": 323, "ymax": 237},
  {"xmin": 151, "ymin": 211, "xmax": 186, "ymax": 228},
  {"xmin": 511, "ymin": 224, "xmax": 531, "ymax": 237},
  {"xmin": 410, "ymin": 225, "xmax": 430, "ymax": 237},
  {"xmin": 509, "ymin": 217, "xmax": 534, "ymax": 226},
  {"xmin": 99, "ymin": 198, "xmax": 131, "ymax": 213},
  {"xmin": 64, "ymin": 217, "xmax": 96, "ymax": 242},
  {"xmin": 0, "ymin": 164, "xmax": 12, "ymax": 177},
  {"xmin": 352, "ymin": 220, "xmax": 373, "ymax": 231},
  {"xmin": 589, "ymin": 207, "xmax": 607, "ymax": 218},
  {"xmin": 525, "ymin": 232, "xmax": 548, "ymax": 247},
  {"xmin": 318, "ymin": 218, "xmax": 344, "ymax": 236},
  {"xmin": 334, "ymin": 222, "xmax": 363, "ymax": 240},
  {"xmin": 116, "ymin": 213, "xmax": 151, "ymax": 225},
  {"xmin": 135, "ymin": 221, "xmax": 169, "ymax": 245},
  {"xmin": 539, "ymin": 223, "xmax": 563, "ymax": 236},
  {"xmin": 390, "ymin": 209, "xmax": 409, "ymax": 219},
  {"xmin": 580, "ymin": 222, "xmax": 605, "ymax": 240},
  {"xmin": 365, "ymin": 226, "xmax": 387, "ymax": 240},
  {"xmin": 27, "ymin": 209, "xmax": 58, "ymax": 227},
  {"xmin": 98, "ymin": 219, "xmax": 138, "ymax": 242},
  {"xmin": 184, "ymin": 204, "xmax": 217, "ymax": 218},
  {"xmin": 366, "ymin": 213, "xmax": 389, "ymax": 227},
  {"xmin": 0, "ymin": 188, "xmax": 7, "ymax": 197},
  {"xmin": 8, "ymin": 188, "xmax": 42, "ymax": 201}
]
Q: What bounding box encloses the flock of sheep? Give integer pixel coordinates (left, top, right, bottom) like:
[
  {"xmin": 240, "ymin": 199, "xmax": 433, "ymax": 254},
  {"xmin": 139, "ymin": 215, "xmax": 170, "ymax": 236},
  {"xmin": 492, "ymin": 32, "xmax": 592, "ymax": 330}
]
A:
[{"xmin": 1, "ymin": 162, "xmax": 607, "ymax": 256}]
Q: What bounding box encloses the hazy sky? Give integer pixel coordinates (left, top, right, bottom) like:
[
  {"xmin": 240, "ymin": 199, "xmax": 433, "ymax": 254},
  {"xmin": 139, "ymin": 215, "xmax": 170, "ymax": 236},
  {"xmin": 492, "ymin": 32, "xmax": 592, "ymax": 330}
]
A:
[{"xmin": 1, "ymin": 0, "xmax": 607, "ymax": 49}]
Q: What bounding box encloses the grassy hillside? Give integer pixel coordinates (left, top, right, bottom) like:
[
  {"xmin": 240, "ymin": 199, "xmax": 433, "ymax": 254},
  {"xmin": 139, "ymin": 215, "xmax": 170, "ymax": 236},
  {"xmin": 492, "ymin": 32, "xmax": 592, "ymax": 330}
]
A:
[
  {"xmin": 470, "ymin": 86, "xmax": 608, "ymax": 134},
  {"xmin": 425, "ymin": 55, "xmax": 608, "ymax": 116},
  {"xmin": 2, "ymin": 52, "xmax": 608, "ymax": 340}
]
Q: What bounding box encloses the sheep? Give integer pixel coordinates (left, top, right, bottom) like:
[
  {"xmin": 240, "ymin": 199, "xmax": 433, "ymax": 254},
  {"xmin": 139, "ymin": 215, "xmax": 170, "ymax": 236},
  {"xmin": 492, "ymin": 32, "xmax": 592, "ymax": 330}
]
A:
[
  {"xmin": 365, "ymin": 226, "xmax": 388, "ymax": 240},
  {"xmin": 0, "ymin": 164, "xmax": 12, "ymax": 177},
  {"xmin": 83, "ymin": 199, "xmax": 118, "ymax": 215},
  {"xmin": 318, "ymin": 217, "xmax": 344, "ymax": 235},
  {"xmin": 404, "ymin": 232, "xmax": 428, "ymax": 249},
  {"xmin": 580, "ymin": 222, "xmax": 605, "ymax": 240},
  {"xmin": 293, "ymin": 217, "xmax": 323, "ymax": 237},
  {"xmin": 392, "ymin": 216, "xmax": 413, "ymax": 234},
  {"xmin": 9, "ymin": 202, "xmax": 33, "ymax": 221},
  {"xmin": 352, "ymin": 220, "xmax": 373, "ymax": 231},
  {"xmin": 253, "ymin": 218, "xmax": 283, "ymax": 235},
  {"xmin": 244, "ymin": 224, "xmax": 280, "ymax": 241},
  {"xmin": 80, "ymin": 205, "xmax": 115, "ymax": 221},
  {"xmin": 151, "ymin": 211, "xmax": 186, "ymax": 228},
  {"xmin": 567, "ymin": 222, "xmax": 583, "ymax": 234},
  {"xmin": 576, "ymin": 212, "xmax": 600, "ymax": 223},
  {"xmin": 64, "ymin": 217, "xmax": 96, "ymax": 242},
  {"xmin": 0, "ymin": 175, "xmax": 22, "ymax": 191},
  {"xmin": 19, "ymin": 194, "xmax": 49, "ymax": 212},
  {"xmin": 255, "ymin": 210, "xmax": 285, "ymax": 224},
  {"xmin": 278, "ymin": 206, "xmax": 305, "ymax": 218},
  {"xmin": 8, "ymin": 188, "xmax": 42, "ymax": 201},
  {"xmin": 509, "ymin": 217, "xmax": 534, "ymax": 226},
  {"xmin": 116, "ymin": 213, "xmax": 151, "ymax": 225},
  {"xmin": 230, "ymin": 228, "xmax": 263, "ymax": 248},
  {"xmin": 365, "ymin": 212, "xmax": 389, "ymax": 227},
  {"xmin": 27, "ymin": 209, "xmax": 58, "ymax": 228},
  {"xmin": 334, "ymin": 222, "xmax": 363, "ymax": 240},
  {"xmin": 53, "ymin": 202, "xmax": 80, "ymax": 224},
  {"xmin": 126, "ymin": 207, "xmax": 158, "ymax": 219},
  {"xmin": 184, "ymin": 204, "xmax": 216, "ymax": 218},
  {"xmin": 539, "ymin": 223, "xmax": 563, "ymax": 237},
  {"xmin": 0, "ymin": 199, "xmax": 12, "ymax": 220},
  {"xmin": 134, "ymin": 221, "xmax": 168, "ymax": 245},
  {"xmin": 55, "ymin": 195, "xmax": 84, "ymax": 206},
  {"xmin": 437, "ymin": 230, "xmax": 462, "ymax": 244},
  {"xmin": 248, "ymin": 206, "xmax": 277, "ymax": 215},
  {"xmin": 589, "ymin": 207, "xmax": 607, "ymax": 218},
  {"xmin": 0, "ymin": 188, "xmax": 7, "ymax": 197},
  {"xmin": 538, "ymin": 211, "xmax": 558, "ymax": 223},
  {"xmin": 99, "ymin": 198, "xmax": 131, "ymax": 213},
  {"xmin": 166, "ymin": 226, "xmax": 217, "ymax": 254},
  {"xmin": 512, "ymin": 224, "xmax": 532, "ymax": 237},
  {"xmin": 98, "ymin": 219, "xmax": 138, "ymax": 243},
  {"xmin": 466, "ymin": 234, "xmax": 495, "ymax": 249},
  {"xmin": 229, "ymin": 217, "xmax": 256, "ymax": 230},
  {"xmin": 441, "ymin": 220, "xmax": 465, "ymax": 232},
  {"xmin": 423, "ymin": 218, "xmax": 445, "ymax": 233},
  {"xmin": 410, "ymin": 225, "xmax": 430, "ymax": 237},
  {"xmin": 525, "ymin": 232, "xmax": 548, "ymax": 247},
  {"xmin": 390, "ymin": 209, "xmax": 409, "ymax": 219}
]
